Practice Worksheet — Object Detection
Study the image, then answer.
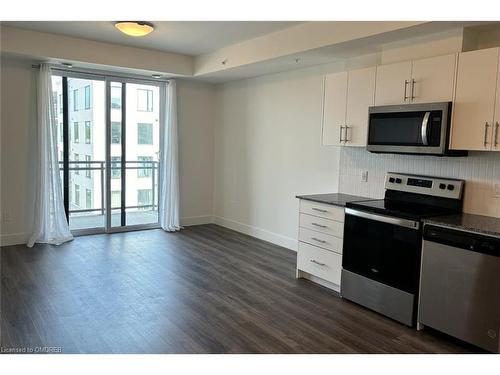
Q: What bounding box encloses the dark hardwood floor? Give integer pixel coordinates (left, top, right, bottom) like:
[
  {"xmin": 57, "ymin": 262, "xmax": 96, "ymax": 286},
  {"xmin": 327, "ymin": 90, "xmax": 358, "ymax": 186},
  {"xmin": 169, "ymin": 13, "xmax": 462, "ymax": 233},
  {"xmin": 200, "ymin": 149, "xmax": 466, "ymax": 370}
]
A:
[{"xmin": 1, "ymin": 224, "xmax": 479, "ymax": 354}]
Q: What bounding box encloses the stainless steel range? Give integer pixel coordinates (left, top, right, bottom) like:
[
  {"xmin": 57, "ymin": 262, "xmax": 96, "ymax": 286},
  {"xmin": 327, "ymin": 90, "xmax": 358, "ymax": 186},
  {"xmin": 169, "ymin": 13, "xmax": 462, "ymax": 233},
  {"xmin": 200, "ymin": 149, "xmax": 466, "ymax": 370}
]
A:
[{"xmin": 341, "ymin": 172, "xmax": 465, "ymax": 326}]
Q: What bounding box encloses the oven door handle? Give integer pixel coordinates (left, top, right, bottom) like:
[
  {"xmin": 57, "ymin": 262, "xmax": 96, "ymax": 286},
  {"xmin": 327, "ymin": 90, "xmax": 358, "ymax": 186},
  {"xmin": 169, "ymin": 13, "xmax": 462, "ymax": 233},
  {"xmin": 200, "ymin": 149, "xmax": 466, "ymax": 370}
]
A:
[
  {"xmin": 345, "ymin": 208, "xmax": 420, "ymax": 230},
  {"xmin": 421, "ymin": 111, "xmax": 431, "ymax": 146}
]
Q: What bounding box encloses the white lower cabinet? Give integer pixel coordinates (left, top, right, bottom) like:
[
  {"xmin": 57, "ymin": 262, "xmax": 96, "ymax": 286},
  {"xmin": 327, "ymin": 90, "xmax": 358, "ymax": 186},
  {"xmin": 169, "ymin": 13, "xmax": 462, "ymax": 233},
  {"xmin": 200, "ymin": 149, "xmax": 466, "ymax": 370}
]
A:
[{"xmin": 296, "ymin": 199, "xmax": 345, "ymax": 292}]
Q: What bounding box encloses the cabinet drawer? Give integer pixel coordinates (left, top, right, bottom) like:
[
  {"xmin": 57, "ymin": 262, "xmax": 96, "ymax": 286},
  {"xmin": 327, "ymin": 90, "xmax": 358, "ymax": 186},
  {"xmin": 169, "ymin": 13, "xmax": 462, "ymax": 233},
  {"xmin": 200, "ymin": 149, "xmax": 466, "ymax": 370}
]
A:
[
  {"xmin": 299, "ymin": 228, "xmax": 343, "ymax": 254},
  {"xmin": 299, "ymin": 214, "xmax": 344, "ymax": 238},
  {"xmin": 297, "ymin": 242, "xmax": 342, "ymax": 285},
  {"xmin": 299, "ymin": 200, "xmax": 345, "ymax": 222}
]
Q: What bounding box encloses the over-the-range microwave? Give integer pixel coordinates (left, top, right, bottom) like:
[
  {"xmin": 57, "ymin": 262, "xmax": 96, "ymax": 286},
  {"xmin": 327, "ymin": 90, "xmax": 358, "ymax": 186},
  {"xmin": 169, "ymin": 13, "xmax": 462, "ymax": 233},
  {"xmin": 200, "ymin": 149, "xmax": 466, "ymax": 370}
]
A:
[{"xmin": 366, "ymin": 102, "xmax": 467, "ymax": 156}]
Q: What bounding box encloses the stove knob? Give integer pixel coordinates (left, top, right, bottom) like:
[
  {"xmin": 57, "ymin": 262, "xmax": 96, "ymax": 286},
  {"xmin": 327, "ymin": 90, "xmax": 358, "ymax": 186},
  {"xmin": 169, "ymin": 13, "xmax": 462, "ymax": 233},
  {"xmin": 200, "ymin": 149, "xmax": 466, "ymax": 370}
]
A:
[
  {"xmin": 439, "ymin": 183, "xmax": 446, "ymax": 190},
  {"xmin": 395, "ymin": 178, "xmax": 402, "ymax": 184},
  {"xmin": 389, "ymin": 177, "xmax": 395, "ymax": 183},
  {"xmin": 447, "ymin": 184, "xmax": 455, "ymax": 191}
]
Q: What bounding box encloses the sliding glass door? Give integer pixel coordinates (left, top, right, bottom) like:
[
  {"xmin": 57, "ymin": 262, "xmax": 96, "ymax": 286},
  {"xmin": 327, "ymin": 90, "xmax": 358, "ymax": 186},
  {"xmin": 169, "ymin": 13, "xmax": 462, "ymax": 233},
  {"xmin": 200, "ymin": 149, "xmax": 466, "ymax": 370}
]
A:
[{"xmin": 52, "ymin": 71, "xmax": 162, "ymax": 234}]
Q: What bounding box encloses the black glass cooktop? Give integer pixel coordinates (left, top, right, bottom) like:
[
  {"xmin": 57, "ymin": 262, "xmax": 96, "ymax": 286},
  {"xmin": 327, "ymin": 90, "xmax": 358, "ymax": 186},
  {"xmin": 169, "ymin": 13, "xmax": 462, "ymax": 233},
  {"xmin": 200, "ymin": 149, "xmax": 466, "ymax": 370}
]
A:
[{"xmin": 346, "ymin": 199, "xmax": 458, "ymax": 221}]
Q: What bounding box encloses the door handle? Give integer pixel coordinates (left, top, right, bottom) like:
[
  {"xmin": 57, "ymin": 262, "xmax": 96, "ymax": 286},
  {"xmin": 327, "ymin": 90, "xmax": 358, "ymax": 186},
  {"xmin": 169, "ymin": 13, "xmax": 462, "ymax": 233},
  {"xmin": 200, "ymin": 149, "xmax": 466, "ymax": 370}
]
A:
[
  {"xmin": 484, "ymin": 122, "xmax": 490, "ymax": 148},
  {"xmin": 421, "ymin": 111, "xmax": 430, "ymax": 146},
  {"xmin": 403, "ymin": 80, "xmax": 409, "ymax": 101},
  {"xmin": 339, "ymin": 125, "xmax": 344, "ymax": 143},
  {"xmin": 495, "ymin": 122, "xmax": 499, "ymax": 148},
  {"xmin": 410, "ymin": 79, "xmax": 416, "ymax": 100}
]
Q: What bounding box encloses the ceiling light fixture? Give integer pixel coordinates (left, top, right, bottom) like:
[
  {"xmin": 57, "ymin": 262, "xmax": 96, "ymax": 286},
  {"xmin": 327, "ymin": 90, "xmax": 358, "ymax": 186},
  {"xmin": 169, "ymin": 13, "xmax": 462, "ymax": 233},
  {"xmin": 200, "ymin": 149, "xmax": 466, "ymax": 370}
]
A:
[
  {"xmin": 114, "ymin": 21, "xmax": 154, "ymax": 37},
  {"xmin": 61, "ymin": 62, "xmax": 73, "ymax": 68},
  {"xmin": 151, "ymin": 74, "xmax": 162, "ymax": 79}
]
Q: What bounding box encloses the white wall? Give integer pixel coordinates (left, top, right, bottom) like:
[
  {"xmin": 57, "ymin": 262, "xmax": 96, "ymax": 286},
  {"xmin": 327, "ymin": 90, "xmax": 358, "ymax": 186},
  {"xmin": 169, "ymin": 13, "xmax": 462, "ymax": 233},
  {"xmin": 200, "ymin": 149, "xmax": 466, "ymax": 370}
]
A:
[
  {"xmin": 0, "ymin": 57, "xmax": 215, "ymax": 246},
  {"xmin": 213, "ymin": 67, "xmax": 343, "ymax": 250}
]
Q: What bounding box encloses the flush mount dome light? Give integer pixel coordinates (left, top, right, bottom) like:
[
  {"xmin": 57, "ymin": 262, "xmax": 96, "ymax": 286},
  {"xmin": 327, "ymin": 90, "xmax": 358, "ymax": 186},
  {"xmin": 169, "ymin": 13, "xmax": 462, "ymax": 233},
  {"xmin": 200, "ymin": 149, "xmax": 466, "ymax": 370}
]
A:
[{"xmin": 115, "ymin": 21, "xmax": 154, "ymax": 37}]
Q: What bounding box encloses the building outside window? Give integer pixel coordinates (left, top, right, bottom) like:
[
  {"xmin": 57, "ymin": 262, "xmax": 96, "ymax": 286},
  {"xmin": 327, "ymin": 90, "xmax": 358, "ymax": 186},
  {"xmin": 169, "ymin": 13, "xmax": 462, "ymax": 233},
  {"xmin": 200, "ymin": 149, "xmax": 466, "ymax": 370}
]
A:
[
  {"xmin": 75, "ymin": 184, "xmax": 80, "ymax": 206},
  {"xmin": 137, "ymin": 156, "xmax": 153, "ymax": 178},
  {"xmin": 73, "ymin": 89, "xmax": 79, "ymax": 111},
  {"xmin": 111, "ymin": 122, "xmax": 121, "ymax": 144},
  {"xmin": 111, "ymin": 191, "xmax": 121, "ymax": 209},
  {"xmin": 74, "ymin": 153, "xmax": 79, "ymax": 174},
  {"xmin": 111, "ymin": 156, "xmax": 121, "ymax": 179},
  {"xmin": 137, "ymin": 189, "xmax": 152, "ymax": 210},
  {"xmin": 111, "ymin": 85, "xmax": 121, "ymax": 109},
  {"xmin": 59, "ymin": 123, "xmax": 64, "ymax": 142},
  {"xmin": 85, "ymin": 121, "xmax": 91, "ymax": 144},
  {"xmin": 137, "ymin": 123, "xmax": 153, "ymax": 145},
  {"xmin": 84, "ymin": 85, "xmax": 91, "ymax": 109},
  {"xmin": 86, "ymin": 189, "xmax": 92, "ymax": 209},
  {"xmin": 85, "ymin": 155, "xmax": 91, "ymax": 178},
  {"xmin": 137, "ymin": 89, "xmax": 153, "ymax": 112},
  {"xmin": 73, "ymin": 122, "xmax": 79, "ymax": 143}
]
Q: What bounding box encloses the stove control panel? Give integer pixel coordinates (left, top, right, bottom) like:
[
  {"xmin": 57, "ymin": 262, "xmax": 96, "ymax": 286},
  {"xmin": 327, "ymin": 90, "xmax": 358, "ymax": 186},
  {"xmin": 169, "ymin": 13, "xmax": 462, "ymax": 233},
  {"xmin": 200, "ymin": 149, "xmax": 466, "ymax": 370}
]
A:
[{"xmin": 385, "ymin": 172, "xmax": 464, "ymax": 200}]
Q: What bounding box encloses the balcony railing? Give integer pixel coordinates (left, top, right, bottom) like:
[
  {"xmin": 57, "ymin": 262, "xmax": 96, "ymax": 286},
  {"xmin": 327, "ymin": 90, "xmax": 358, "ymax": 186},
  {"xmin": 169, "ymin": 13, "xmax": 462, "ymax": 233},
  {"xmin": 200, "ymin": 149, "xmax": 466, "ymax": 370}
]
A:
[{"xmin": 59, "ymin": 160, "xmax": 159, "ymax": 216}]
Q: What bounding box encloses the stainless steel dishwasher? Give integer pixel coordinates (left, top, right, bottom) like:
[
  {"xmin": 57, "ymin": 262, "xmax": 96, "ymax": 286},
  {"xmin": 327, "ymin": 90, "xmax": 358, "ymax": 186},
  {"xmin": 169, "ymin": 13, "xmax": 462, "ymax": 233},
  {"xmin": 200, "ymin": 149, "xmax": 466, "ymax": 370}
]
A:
[{"xmin": 418, "ymin": 224, "xmax": 500, "ymax": 353}]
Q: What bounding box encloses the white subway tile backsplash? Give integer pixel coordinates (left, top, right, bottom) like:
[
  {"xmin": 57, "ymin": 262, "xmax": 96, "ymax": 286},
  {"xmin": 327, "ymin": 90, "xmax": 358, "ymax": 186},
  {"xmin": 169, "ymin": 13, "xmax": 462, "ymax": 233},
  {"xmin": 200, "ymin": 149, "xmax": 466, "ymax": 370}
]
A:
[{"xmin": 339, "ymin": 148, "xmax": 500, "ymax": 218}]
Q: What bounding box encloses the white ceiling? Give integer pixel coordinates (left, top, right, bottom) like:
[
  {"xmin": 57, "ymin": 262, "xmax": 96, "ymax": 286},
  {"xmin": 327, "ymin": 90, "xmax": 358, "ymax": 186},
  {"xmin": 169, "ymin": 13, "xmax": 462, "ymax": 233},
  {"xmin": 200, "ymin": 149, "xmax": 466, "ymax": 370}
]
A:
[{"xmin": 3, "ymin": 21, "xmax": 302, "ymax": 56}]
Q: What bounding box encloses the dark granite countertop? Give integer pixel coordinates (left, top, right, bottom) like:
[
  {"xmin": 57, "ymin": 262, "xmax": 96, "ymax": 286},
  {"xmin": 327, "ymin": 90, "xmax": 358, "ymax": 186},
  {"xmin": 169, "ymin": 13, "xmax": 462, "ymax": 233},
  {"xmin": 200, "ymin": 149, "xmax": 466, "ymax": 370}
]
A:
[
  {"xmin": 424, "ymin": 213, "xmax": 500, "ymax": 239},
  {"xmin": 296, "ymin": 193, "xmax": 372, "ymax": 208}
]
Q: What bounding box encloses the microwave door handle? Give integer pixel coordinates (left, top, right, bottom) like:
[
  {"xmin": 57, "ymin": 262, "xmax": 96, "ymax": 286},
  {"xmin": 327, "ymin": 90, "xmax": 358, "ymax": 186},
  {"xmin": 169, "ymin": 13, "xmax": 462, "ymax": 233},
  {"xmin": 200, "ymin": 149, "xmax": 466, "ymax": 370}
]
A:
[{"xmin": 421, "ymin": 111, "xmax": 431, "ymax": 146}]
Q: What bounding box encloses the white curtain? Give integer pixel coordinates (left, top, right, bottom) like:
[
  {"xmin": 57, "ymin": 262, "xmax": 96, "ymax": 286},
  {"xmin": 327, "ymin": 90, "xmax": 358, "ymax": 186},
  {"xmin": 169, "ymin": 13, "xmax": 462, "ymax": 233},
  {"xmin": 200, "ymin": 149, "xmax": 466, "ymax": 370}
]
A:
[
  {"xmin": 159, "ymin": 80, "xmax": 181, "ymax": 231},
  {"xmin": 27, "ymin": 64, "xmax": 73, "ymax": 247}
]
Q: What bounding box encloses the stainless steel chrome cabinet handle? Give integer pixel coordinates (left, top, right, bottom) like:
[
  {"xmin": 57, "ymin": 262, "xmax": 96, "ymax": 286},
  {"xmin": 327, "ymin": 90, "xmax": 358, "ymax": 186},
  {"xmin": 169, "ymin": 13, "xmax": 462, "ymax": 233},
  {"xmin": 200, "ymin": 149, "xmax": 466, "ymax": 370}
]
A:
[
  {"xmin": 410, "ymin": 79, "xmax": 416, "ymax": 100},
  {"xmin": 403, "ymin": 80, "xmax": 409, "ymax": 101},
  {"xmin": 311, "ymin": 207, "xmax": 327, "ymax": 213},
  {"xmin": 339, "ymin": 125, "xmax": 344, "ymax": 143},
  {"xmin": 484, "ymin": 122, "xmax": 490, "ymax": 148},
  {"xmin": 311, "ymin": 237, "xmax": 327, "ymax": 244},
  {"xmin": 311, "ymin": 222, "xmax": 327, "ymax": 228},
  {"xmin": 495, "ymin": 122, "xmax": 499, "ymax": 148},
  {"xmin": 310, "ymin": 259, "xmax": 326, "ymax": 266}
]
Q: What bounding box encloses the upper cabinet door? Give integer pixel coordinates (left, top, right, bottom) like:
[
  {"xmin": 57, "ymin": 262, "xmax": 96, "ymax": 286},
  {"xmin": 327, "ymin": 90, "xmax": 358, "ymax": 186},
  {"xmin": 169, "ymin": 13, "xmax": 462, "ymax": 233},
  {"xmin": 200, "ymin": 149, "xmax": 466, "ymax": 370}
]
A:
[
  {"xmin": 374, "ymin": 61, "xmax": 412, "ymax": 106},
  {"xmin": 410, "ymin": 54, "xmax": 457, "ymax": 104},
  {"xmin": 493, "ymin": 52, "xmax": 500, "ymax": 152},
  {"xmin": 345, "ymin": 67, "xmax": 376, "ymax": 147},
  {"xmin": 322, "ymin": 71, "xmax": 348, "ymax": 146},
  {"xmin": 450, "ymin": 48, "xmax": 499, "ymax": 151}
]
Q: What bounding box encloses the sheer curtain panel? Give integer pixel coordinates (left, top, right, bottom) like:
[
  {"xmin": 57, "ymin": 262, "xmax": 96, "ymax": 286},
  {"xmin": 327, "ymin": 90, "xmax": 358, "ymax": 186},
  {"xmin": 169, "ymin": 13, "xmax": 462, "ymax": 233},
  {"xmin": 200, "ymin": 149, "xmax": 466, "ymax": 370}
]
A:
[
  {"xmin": 27, "ymin": 64, "xmax": 73, "ymax": 247},
  {"xmin": 159, "ymin": 80, "xmax": 181, "ymax": 232}
]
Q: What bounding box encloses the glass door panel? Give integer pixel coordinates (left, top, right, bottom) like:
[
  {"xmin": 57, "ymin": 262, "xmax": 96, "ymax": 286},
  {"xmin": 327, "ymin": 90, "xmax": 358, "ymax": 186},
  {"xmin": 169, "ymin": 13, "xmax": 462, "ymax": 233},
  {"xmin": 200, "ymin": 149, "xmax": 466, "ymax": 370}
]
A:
[
  {"xmin": 109, "ymin": 82, "xmax": 124, "ymax": 228},
  {"xmin": 65, "ymin": 77, "xmax": 106, "ymax": 231},
  {"xmin": 124, "ymin": 83, "xmax": 160, "ymax": 226}
]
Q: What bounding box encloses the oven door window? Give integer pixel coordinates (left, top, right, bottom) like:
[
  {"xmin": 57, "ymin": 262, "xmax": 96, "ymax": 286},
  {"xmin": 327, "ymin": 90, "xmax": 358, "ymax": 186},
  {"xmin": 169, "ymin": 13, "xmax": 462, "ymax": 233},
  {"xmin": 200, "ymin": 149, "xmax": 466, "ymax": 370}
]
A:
[
  {"xmin": 342, "ymin": 213, "xmax": 421, "ymax": 293},
  {"xmin": 368, "ymin": 110, "xmax": 443, "ymax": 147}
]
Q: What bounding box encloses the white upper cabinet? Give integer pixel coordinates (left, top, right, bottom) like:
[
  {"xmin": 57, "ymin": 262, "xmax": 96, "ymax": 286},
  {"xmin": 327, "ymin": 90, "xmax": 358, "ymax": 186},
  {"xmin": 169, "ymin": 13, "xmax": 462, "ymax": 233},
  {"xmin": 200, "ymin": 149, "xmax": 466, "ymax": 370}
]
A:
[
  {"xmin": 345, "ymin": 67, "xmax": 376, "ymax": 147},
  {"xmin": 322, "ymin": 71, "xmax": 348, "ymax": 146},
  {"xmin": 410, "ymin": 54, "xmax": 457, "ymax": 104},
  {"xmin": 493, "ymin": 52, "xmax": 500, "ymax": 152},
  {"xmin": 374, "ymin": 61, "xmax": 412, "ymax": 105},
  {"xmin": 322, "ymin": 68, "xmax": 376, "ymax": 147},
  {"xmin": 374, "ymin": 54, "xmax": 457, "ymax": 106},
  {"xmin": 450, "ymin": 48, "xmax": 499, "ymax": 151}
]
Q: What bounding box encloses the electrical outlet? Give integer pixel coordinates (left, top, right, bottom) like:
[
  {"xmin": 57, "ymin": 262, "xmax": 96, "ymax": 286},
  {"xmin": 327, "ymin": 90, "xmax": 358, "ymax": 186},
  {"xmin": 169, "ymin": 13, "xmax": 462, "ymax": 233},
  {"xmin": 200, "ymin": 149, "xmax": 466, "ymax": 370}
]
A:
[
  {"xmin": 361, "ymin": 171, "xmax": 368, "ymax": 183},
  {"xmin": 494, "ymin": 183, "xmax": 500, "ymax": 198}
]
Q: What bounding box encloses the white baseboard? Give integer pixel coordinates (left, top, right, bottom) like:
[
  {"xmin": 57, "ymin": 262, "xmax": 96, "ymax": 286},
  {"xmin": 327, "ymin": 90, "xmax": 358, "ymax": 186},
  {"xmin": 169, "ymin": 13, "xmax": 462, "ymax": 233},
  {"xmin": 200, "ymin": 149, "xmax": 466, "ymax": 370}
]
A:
[
  {"xmin": 181, "ymin": 215, "xmax": 214, "ymax": 226},
  {"xmin": 213, "ymin": 216, "xmax": 298, "ymax": 251},
  {"xmin": 0, "ymin": 232, "xmax": 28, "ymax": 247}
]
